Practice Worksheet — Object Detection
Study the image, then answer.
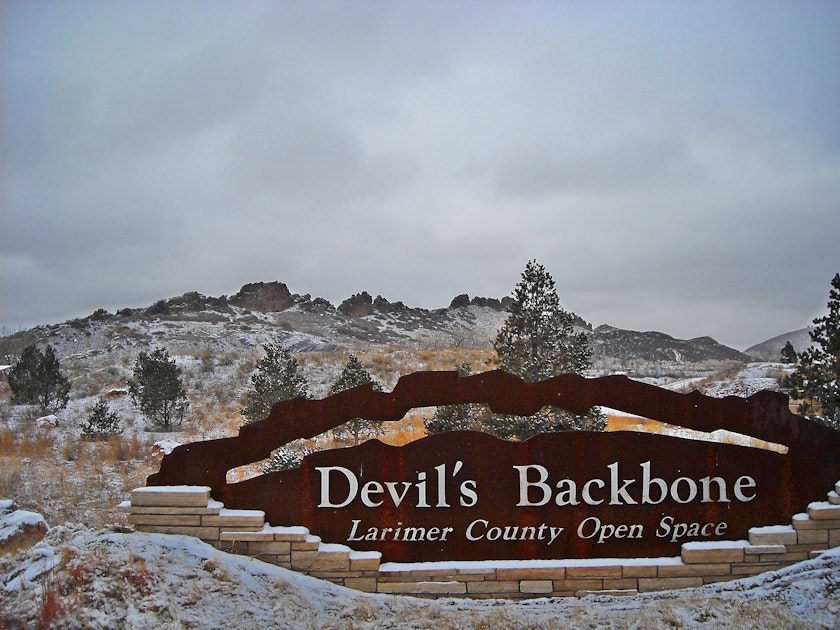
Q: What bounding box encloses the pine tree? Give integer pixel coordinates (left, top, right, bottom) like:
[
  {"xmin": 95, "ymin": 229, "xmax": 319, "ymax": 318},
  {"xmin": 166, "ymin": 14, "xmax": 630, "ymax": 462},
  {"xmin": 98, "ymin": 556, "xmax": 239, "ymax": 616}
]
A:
[
  {"xmin": 6, "ymin": 344, "xmax": 71, "ymax": 412},
  {"xmin": 424, "ymin": 363, "xmax": 485, "ymax": 433},
  {"xmin": 240, "ymin": 341, "xmax": 308, "ymax": 425},
  {"xmin": 328, "ymin": 354, "xmax": 383, "ymax": 445},
  {"xmin": 783, "ymin": 273, "xmax": 840, "ymax": 430},
  {"xmin": 263, "ymin": 442, "xmax": 313, "ymax": 473},
  {"xmin": 128, "ymin": 347, "xmax": 189, "ymax": 431},
  {"xmin": 81, "ymin": 399, "xmax": 121, "ymax": 439},
  {"xmin": 490, "ymin": 260, "xmax": 605, "ymax": 438},
  {"xmin": 781, "ymin": 340, "xmax": 797, "ymax": 364}
]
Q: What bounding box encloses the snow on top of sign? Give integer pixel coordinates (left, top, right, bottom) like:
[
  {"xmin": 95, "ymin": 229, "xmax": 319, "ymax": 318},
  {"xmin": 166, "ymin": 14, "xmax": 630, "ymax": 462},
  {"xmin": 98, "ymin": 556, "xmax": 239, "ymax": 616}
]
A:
[
  {"xmin": 219, "ymin": 508, "xmax": 264, "ymax": 518},
  {"xmin": 682, "ymin": 540, "xmax": 750, "ymax": 550},
  {"xmin": 259, "ymin": 524, "xmax": 309, "ymax": 536},
  {"xmin": 750, "ymin": 525, "xmax": 795, "ymax": 534},
  {"xmin": 319, "ymin": 542, "xmax": 352, "ymax": 553},
  {"xmin": 133, "ymin": 485, "xmax": 211, "ymax": 493},
  {"xmin": 379, "ymin": 556, "xmax": 683, "ymax": 573}
]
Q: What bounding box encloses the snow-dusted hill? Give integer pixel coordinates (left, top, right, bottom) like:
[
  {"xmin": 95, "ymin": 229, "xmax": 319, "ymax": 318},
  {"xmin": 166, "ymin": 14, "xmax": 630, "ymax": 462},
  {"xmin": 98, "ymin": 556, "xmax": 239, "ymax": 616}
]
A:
[
  {"xmin": 745, "ymin": 327, "xmax": 815, "ymax": 361},
  {"xmin": 2, "ymin": 523, "xmax": 837, "ymax": 629},
  {"xmin": 0, "ymin": 280, "xmax": 750, "ymax": 380}
]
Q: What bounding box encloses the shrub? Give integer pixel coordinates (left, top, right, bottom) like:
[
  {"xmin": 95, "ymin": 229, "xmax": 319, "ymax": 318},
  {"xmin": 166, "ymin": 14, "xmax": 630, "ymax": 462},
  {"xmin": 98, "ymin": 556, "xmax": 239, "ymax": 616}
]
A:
[
  {"xmin": 6, "ymin": 344, "xmax": 71, "ymax": 412},
  {"xmin": 128, "ymin": 348, "xmax": 189, "ymax": 431},
  {"xmin": 81, "ymin": 399, "xmax": 121, "ymax": 440}
]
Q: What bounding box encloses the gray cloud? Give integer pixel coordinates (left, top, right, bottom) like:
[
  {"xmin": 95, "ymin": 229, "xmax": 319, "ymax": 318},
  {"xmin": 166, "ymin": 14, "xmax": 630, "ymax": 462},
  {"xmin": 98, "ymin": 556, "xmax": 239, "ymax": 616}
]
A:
[{"xmin": 2, "ymin": 1, "xmax": 839, "ymax": 350}]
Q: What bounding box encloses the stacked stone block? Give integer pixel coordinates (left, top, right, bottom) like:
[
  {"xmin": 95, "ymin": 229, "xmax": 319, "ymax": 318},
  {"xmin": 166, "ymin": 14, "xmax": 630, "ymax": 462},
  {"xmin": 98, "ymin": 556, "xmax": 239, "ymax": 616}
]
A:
[
  {"xmin": 119, "ymin": 486, "xmax": 382, "ymax": 591},
  {"xmin": 121, "ymin": 481, "xmax": 840, "ymax": 599}
]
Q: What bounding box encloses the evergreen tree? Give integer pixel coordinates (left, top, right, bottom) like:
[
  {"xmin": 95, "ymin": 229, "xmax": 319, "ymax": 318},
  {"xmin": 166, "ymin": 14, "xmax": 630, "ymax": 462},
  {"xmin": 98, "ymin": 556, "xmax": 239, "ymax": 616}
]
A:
[
  {"xmin": 263, "ymin": 442, "xmax": 313, "ymax": 473},
  {"xmin": 424, "ymin": 363, "xmax": 485, "ymax": 433},
  {"xmin": 781, "ymin": 340, "xmax": 798, "ymax": 364},
  {"xmin": 128, "ymin": 347, "xmax": 189, "ymax": 431},
  {"xmin": 490, "ymin": 260, "xmax": 606, "ymax": 437},
  {"xmin": 783, "ymin": 273, "xmax": 840, "ymax": 430},
  {"xmin": 6, "ymin": 344, "xmax": 71, "ymax": 412},
  {"xmin": 328, "ymin": 354, "xmax": 383, "ymax": 445},
  {"xmin": 240, "ymin": 341, "xmax": 308, "ymax": 425},
  {"xmin": 81, "ymin": 399, "xmax": 121, "ymax": 439}
]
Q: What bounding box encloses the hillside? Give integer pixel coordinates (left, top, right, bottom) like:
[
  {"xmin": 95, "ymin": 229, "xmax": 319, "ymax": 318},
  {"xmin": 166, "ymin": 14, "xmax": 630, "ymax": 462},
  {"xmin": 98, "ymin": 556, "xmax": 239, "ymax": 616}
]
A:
[
  {"xmin": 0, "ymin": 280, "xmax": 749, "ymax": 381},
  {"xmin": 745, "ymin": 327, "xmax": 815, "ymax": 361}
]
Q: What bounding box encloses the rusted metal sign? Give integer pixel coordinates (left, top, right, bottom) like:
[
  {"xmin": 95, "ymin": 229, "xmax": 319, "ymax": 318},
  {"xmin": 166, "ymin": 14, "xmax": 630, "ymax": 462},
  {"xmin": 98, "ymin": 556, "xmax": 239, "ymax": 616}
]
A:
[{"xmin": 148, "ymin": 370, "xmax": 840, "ymax": 561}]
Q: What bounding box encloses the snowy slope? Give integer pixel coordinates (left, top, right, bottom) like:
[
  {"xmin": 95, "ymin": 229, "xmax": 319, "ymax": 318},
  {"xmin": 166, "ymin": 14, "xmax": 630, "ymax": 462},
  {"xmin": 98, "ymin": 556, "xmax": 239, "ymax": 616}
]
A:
[
  {"xmin": 2, "ymin": 524, "xmax": 838, "ymax": 629},
  {"xmin": 745, "ymin": 327, "xmax": 815, "ymax": 361},
  {"xmin": 0, "ymin": 281, "xmax": 752, "ymax": 381}
]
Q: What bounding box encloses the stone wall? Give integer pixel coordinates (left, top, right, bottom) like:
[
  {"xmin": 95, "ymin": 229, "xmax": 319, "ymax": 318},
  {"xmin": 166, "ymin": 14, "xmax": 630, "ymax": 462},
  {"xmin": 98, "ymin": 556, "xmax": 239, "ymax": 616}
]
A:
[{"xmin": 119, "ymin": 482, "xmax": 840, "ymax": 599}]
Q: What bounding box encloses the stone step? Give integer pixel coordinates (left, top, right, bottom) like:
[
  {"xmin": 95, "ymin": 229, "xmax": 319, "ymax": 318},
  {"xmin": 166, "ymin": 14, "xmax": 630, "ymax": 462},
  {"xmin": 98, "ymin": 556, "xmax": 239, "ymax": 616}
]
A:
[
  {"xmin": 744, "ymin": 544, "xmax": 786, "ymax": 555},
  {"xmin": 130, "ymin": 486, "xmax": 211, "ymax": 508},
  {"xmin": 118, "ymin": 499, "xmax": 223, "ymax": 516},
  {"xmin": 748, "ymin": 525, "xmax": 797, "ymax": 546},
  {"xmin": 216, "ymin": 508, "xmax": 265, "ymax": 528},
  {"xmin": 220, "ymin": 524, "xmax": 311, "ymax": 543},
  {"xmin": 808, "ymin": 501, "xmax": 840, "ymax": 520},
  {"xmin": 792, "ymin": 512, "xmax": 840, "ymax": 531},
  {"xmin": 828, "ymin": 491, "xmax": 840, "ymax": 506},
  {"xmin": 292, "ymin": 541, "xmax": 351, "ymax": 572},
  {"xmin": 682, "ymin": 540, "xmax": 749, "ymax": 564},
  {"xmin": 350, "ymin": 550, "xmax": 381, "ymax": 571}
]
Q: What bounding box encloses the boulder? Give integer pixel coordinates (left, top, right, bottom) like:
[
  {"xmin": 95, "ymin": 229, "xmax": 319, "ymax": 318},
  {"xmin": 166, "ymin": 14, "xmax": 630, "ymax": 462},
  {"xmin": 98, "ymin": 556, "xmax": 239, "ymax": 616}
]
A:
[{"xmin": 0, "ymin": 499, "xmax": 49, "ymax": 555}]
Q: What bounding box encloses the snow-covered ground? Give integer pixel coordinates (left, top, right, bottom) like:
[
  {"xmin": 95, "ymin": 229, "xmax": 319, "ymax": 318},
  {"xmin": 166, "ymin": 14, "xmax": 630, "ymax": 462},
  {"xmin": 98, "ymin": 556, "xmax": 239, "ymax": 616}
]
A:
[
  {"xmin": 2, "ymin": 351, "xmax": 825, "ymax": 628},
  {"xmin": 2, "ymin": 523, "xmax": 838, "ymax": 629}
]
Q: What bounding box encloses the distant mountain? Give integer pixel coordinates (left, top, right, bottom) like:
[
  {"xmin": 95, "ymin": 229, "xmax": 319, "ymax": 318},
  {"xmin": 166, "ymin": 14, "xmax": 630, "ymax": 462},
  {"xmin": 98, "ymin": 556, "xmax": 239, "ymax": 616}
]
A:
[
  {"xmin": 590, "ymin": 325, "xmax": 748, "ymax": 368},
  {"xmin": 744, "ymin": 328, "xmax": 815, "ymax": 361},
  {"xmin": 0, "ymin": 281, "xmax": 749, "ymax": 377}
]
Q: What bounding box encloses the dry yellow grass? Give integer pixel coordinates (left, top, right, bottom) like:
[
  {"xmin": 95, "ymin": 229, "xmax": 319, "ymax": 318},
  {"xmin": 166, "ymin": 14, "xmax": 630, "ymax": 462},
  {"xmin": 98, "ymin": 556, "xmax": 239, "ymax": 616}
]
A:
[
  {"xmin": 378, "ymin": 412, "xmax": 429, "ymax": 446},
  {"xmin": 0, "ymin": 424, "xmax": 55, "ymax": 459}
]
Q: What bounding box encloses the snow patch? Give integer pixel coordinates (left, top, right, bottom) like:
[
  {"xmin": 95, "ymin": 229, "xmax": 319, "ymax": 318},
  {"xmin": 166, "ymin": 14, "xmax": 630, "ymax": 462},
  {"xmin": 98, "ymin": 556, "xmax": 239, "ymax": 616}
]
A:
[{"xmin": 682, "ymin": 540, "xmax": 750, "ymax": 550}]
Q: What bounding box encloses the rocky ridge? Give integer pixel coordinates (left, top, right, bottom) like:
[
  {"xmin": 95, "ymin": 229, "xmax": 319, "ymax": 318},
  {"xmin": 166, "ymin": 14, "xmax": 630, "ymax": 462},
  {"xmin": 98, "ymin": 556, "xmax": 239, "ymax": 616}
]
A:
[{"xmin": 1, "ymin": 281, "xmax": 749, "ymax": 378}]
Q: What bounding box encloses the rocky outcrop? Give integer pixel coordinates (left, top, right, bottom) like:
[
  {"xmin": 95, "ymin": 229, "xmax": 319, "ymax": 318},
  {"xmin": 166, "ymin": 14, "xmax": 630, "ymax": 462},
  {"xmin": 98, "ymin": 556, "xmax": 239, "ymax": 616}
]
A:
[
  {"xmin": 338, "ymin": 292, "xmax": 375, "ymax": 317},
  {"xmin": 449, "ymin": 294, "xmax": 513, "ymax": 311},
  {"xmin": 229, "ymin": 282, "xmax": 294, "ymax": 312}
]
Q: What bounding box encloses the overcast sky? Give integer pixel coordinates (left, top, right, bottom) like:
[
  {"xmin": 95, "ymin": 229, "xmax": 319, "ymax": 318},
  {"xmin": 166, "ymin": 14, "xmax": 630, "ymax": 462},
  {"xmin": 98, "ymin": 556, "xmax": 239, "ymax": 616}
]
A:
[{"xmin": 2, "ymin": 1, "xmax": 839, "ymax": 350}]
